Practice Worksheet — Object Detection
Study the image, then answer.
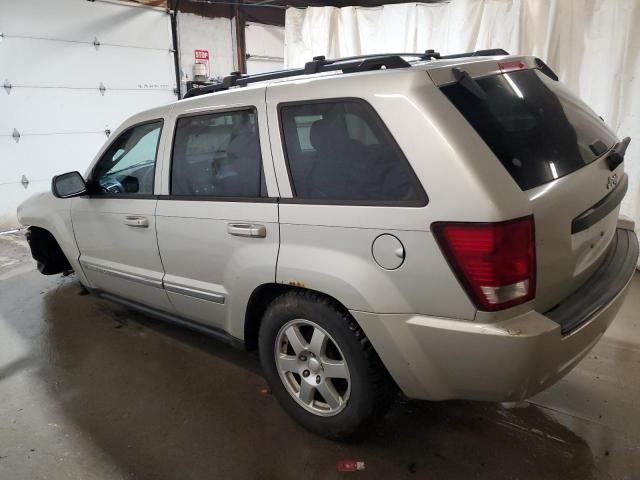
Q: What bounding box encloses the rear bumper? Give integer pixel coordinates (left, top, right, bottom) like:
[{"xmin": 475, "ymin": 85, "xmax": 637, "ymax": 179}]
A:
[{"xmin": 352, "ymin": 228, "xmax": 638, "ymax": 402}]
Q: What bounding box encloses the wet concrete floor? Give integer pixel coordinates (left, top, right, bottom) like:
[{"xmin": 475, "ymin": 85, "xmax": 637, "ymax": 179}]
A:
[{"xmin": 0, "ymin": 232, "xmax": 639, "ymax": 479}]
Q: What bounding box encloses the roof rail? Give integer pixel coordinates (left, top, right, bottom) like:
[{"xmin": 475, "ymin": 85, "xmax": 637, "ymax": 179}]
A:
[
  {"xmin": 184, "ymin": 54, "xmax": 411, "ymax": 98},
  {"xmin": 182, "ymin": 49, "xmax": 509, "ymax": 99},
  {"xmin": 439, "ymin": 48, "xmax": 509, "ymax": 59}
]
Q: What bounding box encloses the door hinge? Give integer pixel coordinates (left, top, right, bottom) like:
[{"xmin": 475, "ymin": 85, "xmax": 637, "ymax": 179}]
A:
[
  {"xmin": 21, "ymin": 175, "xmax": 29, "ymax": 189},
  {"xmin": 4, "ymin": 79, "xmax": 11, "ymax": 94},
  {"xmin": 12, "ymin": 128, "xmax": 20, "ymax": 143},
  {"xmin": 93, "ymin": 36, "xmax": 100, "ymax": 50},
  {"xmin": 99, "ymin": 82, "xmax": 106, "ymax": 95}
]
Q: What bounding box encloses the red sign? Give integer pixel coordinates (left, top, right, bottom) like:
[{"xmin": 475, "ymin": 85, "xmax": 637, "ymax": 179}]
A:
[
  {"xmin": 195, "ymin": 49, "xmax": 209, "ymax": 61},
  {"xmin": 194, "ymin": 50, "xmax": 210, "ymax": 79}
]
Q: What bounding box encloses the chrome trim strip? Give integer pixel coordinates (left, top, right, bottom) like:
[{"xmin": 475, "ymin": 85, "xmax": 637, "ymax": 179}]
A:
[
  {"xmin": 164, "ymin": 282, "xmax": 226, "ymax": 304},
  {"xmin": 93, "ymin": 289, "xmax": 244, "ymax": 349},
  {"xmin": 81, "ymin": 262, "xmax": 163, "ymax": 289}
]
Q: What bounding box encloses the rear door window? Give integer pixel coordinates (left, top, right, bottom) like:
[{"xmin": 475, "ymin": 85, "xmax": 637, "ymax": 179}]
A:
[
  {"xmin": 441, "ymin": 69, "xmax": 618, "ymax": 190},
  {"xmin": 171, "ymin": 109, "xmax": 266, "ymax": 198},
  {"xmin": 279, "ymin": 100, "xmax": 427, "ymax": 204}
]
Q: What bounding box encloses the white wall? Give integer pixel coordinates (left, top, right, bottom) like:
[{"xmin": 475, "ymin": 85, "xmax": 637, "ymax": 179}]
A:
[
  {"xmin": 177, "ymin": 12, "xmax": 235, "ymax": 89},
  {"xmin": 176, "ymin": 15, "xmax": 285, "ymax": 87},
  {"xmin": 0, "ymin": 0, "xmax": 177, "ymax": 230},
  {"xmin": 245, "ymin": 22, "xmax": 284, "ymax": 74}
]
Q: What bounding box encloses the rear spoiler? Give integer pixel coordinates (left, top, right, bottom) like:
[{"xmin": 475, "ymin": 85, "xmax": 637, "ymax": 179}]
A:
[
  {"xmin": 429, "ymin": 55, "xmax": 560, "ymax": 88},
  {"xmin": 437, "ymin": 48, "xmax": 510, "ymax": 59}
]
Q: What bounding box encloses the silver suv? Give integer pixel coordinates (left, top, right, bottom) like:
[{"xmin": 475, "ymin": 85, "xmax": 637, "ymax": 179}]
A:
[{"xmin": 18, "ymin": 51, "xmax": 638, "ymax": 439}]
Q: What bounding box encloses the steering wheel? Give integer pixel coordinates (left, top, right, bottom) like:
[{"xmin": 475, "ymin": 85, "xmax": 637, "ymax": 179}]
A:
[{"xmin": 100, "ymin": 179, "xmax": 124, "ymax": 194}]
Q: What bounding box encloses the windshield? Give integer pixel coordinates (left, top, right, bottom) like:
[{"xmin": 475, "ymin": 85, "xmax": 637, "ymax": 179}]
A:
[{"xmin": 441, "ymin": 69, "xmax": 618, "ymax": 190}]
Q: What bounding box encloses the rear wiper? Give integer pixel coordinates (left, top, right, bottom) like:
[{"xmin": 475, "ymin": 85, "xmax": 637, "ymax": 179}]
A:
[
  {"xmin": 605, "ymin": 137, "xmax": 631, "ymax": 171},
  {"xmin": 451, "ymin": 68, "xmax": 486, "ymax": 100}
]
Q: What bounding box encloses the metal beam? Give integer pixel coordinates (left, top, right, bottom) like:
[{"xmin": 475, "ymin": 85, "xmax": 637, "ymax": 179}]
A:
[
  {"xmin": 170, "ymin": 0, "xmax": 182, "ymax": 98},
  {"xmin": 234, "ymin": 0, "xmax": 247, "ymax": 74}
]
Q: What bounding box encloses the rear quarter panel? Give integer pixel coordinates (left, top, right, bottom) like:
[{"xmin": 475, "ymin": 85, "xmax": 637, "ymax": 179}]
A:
[{"xmin": 267, "ymin": 68, "xmax": 532, "ymax": 318}]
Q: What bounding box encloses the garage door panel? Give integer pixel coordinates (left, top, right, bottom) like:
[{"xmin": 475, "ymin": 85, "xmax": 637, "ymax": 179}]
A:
[
  {"xmin": 1, "ymin": 0, "xmax": 176, "ymax": 229},
  {"xmin": 0, "ymin": 87, "xmax": 174, "ymax": 134},
  {"xmin": 0, "ymin": 181, "xmax": 51, "ymax": 229},
  {"xmin": 1, "ymin": 133, "xmax": 106, "ymax": 183},
  {"xmin": 1, "ymin": 0, "xmax": 171, "ymax": 50},
  {"xmin": 1, "ymin": 39, "xmax": 175, "ymax": 89}
]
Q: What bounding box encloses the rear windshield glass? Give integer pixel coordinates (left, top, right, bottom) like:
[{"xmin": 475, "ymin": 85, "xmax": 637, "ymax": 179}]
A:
[{"xmin": 441, "ymin": 69, "xmax": 617, "ymax": 190}]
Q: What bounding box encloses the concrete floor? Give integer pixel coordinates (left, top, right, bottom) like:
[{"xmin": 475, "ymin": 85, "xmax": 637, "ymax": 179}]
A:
[{"xmin": 0, "ymin": 232, "xmax": 639, "ymax": 480}]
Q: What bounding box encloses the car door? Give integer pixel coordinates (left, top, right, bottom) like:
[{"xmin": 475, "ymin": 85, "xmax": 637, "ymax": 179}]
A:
[
  {"xmin": 72, "ymin": 118, "xmax": 173, "ymax": 311},
  {"xmin": 155, "ymin": 86, "xmax": 280, "ymax": 338}
]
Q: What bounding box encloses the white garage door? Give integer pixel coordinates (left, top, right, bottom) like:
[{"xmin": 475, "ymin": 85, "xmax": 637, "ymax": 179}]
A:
[
  {"xmin": 245, "ymin": 22, "xmax": 284, "ymax": 75},
  {"xmin": 0, "ymin": 0, "xmax": 177, "ymax": 229}
]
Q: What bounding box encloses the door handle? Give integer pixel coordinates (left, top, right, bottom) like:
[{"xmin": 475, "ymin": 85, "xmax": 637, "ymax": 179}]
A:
[
  {"xmin": 124, "ymin": 215, "xmax": 149, "ymax": 228},
  {"xmin": 227, "ymin": 223, "xmax": 266, "ymax": 238}
]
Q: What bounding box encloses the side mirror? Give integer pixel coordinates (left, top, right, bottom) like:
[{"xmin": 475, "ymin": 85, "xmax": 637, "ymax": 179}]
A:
[{"xmin": 52, "ymin": 171, "xmax": 87, "ymax": 198}]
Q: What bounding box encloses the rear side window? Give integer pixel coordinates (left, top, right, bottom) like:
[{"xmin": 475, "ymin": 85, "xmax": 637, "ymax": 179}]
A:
[
  {"xmin": 279, "ymin": 100, "xmax": 427, "ymax": 204},
  {"xmin": 171, "ymin": 109, "xmax": 266, "ymax": 197},
  {"xmin": 441, "ymin": 69, "xmax": 618, "ymax": 190}
]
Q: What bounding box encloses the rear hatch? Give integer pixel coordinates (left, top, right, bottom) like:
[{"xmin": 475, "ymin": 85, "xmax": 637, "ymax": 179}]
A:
[{"xmin": 430, "ymin": 57, "xmax": 627, "ymax": 312}]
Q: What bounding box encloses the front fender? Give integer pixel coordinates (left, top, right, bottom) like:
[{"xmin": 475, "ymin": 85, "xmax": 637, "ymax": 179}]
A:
[{"xmin": 17, "ymin": 192, "xmax": 89, "ymax": 286}]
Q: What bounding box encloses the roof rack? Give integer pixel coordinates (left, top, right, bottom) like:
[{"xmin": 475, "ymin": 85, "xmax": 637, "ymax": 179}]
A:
[
  {"xmin": 183, "ymin": 54, "xmax": 410, "ymax": 99},
  {"xmin": 182, "ymin": 49, "xmax": 510, "ymax": 99}
]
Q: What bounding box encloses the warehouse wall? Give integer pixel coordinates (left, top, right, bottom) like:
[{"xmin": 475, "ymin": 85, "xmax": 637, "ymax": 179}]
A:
[
  {"xmin": 0, "ymin": 0, "xmax": 177, "ymax": 230},
  {"xmin": 177, "ymin": 12, "xmax": 235, "ymax": 87},
  {"xmin": 0, "ymin": 2, "xmax": 285, "ymax": 230},
  {"xmin": 245, "ymin": 22, "xmax": 285, "ymax": 74},
  {"xmin": 177, "ymin": 14, "xmax": 285, "ymax": 89}
]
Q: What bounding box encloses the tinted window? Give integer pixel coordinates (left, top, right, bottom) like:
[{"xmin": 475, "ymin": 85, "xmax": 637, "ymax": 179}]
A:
[
  {"xmin": 280, "ymin": 101, "xmax": 426, "ymax": 204},
  {"xmin": 93, "ymin": 121, "xmax": 162, "ymax": 195},
  {"xmin": 171, "ymin": 109, "xmax": 266, "ymax": 197},
  {"xmin": 441, "ymin": 69, "xmax": 618, "ymax": 190}
]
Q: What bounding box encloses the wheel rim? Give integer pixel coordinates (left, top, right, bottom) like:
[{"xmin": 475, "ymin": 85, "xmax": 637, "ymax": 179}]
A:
[{"xmin": 274, "ymin": 319, "xmax": 351, "ymax": 417}]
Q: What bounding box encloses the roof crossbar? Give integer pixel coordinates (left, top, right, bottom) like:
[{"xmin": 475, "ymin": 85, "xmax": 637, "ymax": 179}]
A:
[{"xmin": 183, "ymin": 49, "xmax": 509, "ymax": 99}]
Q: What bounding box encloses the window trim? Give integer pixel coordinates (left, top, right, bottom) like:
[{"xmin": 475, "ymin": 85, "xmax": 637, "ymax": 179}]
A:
[
  {"xmin": 156, "ymin": 195, "xmax": 277, "ymax": 203},
  {"xmin": 276, "ymin": 97, "xmax": 429, "ymax": 207},
  {"xmin": 166, "ymin": 105, "xmax": 269, "ymax": 202},
  {"xmin": 88, "ymin": 118, "xmax": 165, "ymax": 199}
]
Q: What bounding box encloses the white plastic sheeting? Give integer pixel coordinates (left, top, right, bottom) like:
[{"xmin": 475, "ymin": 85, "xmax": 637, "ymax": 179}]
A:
[{"xmin": 285, "ymin": 0, "xmax": 640, "ymax": 256}]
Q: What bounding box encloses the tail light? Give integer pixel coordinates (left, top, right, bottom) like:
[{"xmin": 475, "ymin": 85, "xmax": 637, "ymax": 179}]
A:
[{"xmin": 432, "ymin": 216, "xmax": 536, "ymax": 311}]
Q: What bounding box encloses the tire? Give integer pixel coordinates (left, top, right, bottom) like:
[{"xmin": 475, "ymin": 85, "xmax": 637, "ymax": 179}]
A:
[
  {"xmin": 258, "ymin": 290, "xmax": 395, "ymax": 439},
  {"xmin": 25, "ymin": 227, "xmax": 72, "ymax": 275}
]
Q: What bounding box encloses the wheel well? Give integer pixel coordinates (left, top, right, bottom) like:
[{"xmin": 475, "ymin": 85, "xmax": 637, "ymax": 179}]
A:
[
  {"xmin": 25, "ymin": 226, "xmax": 72, "ymax": 275},
  {"xmin": 243, "ymin": 283, "xmax": 353, "ymax": 351}
]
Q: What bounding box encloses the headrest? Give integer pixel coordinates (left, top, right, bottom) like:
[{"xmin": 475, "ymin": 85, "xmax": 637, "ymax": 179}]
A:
[{"xmin": 310, "ymin": 118, "xmax": 336, "ymax": 153}]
